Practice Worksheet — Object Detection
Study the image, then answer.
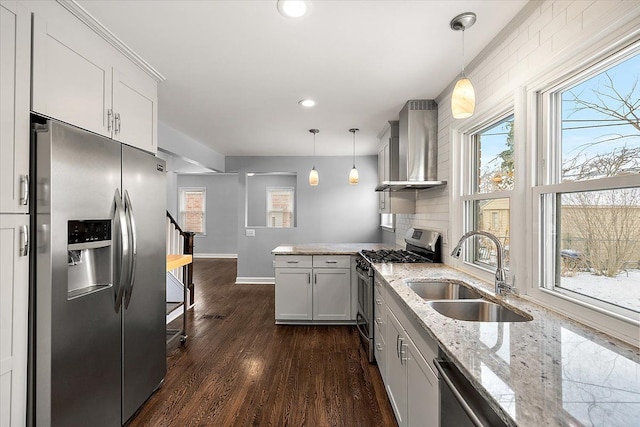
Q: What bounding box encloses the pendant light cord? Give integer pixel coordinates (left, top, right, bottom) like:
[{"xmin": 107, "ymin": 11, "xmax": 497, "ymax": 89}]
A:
[
  {"xmin": 352, "ymin": 131, "xmax": 356, "ymax": 167},
  {"xmin": 461, "ymin": 29, "xmax": 466, "ymax": 77}
]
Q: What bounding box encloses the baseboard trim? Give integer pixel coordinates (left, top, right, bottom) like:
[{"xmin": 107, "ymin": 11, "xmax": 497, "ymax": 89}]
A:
[
  {"xmin": 235, "ymin": 277, "xmax": 275, "ymax": 285},
  {"xmin": 195, "ymin": 253, "xmax": 238, "ymax": 259}
]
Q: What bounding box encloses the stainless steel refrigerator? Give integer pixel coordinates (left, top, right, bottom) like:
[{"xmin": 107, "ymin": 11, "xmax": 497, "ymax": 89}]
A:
[{"xmin": 31, "ymin": 118, "xmax": 166, "ymax": 426}]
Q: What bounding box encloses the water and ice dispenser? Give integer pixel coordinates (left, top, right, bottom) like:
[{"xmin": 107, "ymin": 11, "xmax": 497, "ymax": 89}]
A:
[{"xmin": 67, "ymin": 220, "xmax": 112, "ymax": 299}]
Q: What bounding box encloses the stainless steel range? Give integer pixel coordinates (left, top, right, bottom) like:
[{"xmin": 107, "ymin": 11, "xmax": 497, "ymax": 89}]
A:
[{"xmin": 355, "ymin": 228, "xmax": 442, "ymax": 362}]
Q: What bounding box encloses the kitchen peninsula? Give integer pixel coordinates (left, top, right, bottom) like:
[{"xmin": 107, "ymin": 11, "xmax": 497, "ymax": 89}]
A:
[{"xmin": 272, "ymin": 244, "xmax": 640, "ymax": 427}]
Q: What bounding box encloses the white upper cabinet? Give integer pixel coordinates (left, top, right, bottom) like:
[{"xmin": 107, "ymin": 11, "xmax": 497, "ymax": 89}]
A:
[
  {"xmin": 31, "ymin": 3, "xmax": 161, "ymax": 153},
  {"xmin": 112, "ymin": 69, "xmax": 157, "ymax": 153},
  {"xmin": 31, "ymin": 12, "xmax": 112, "ymax": 139},
  {"xmin": 0, "ymin": 1, "xmax": 30, "ymax": 214}
]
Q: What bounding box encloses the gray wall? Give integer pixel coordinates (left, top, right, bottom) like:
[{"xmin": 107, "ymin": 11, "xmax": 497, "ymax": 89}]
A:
[
  {"xmin": 246, "ymin": 174, "xmax": 297, "ymax": 227},
  {"xmin": 226, "ymin": 155, "xmax": 382, "ymax": 280},
  {"xmin": 177, "ymin": 174, "xmax": 239, "ymax": 256}
]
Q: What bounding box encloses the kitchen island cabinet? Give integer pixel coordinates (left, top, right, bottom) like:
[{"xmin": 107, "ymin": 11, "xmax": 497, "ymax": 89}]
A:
[
  {"xmin": 272, "ymin": 244, "xmax": 399, "ymax": 325},
  {"xmin": 275, "ymin": 255, "xmax": 313, "ymax": 321},
  {"xmin": 274, "ymin": 254, "xmax": 350, "ymax": 323}
]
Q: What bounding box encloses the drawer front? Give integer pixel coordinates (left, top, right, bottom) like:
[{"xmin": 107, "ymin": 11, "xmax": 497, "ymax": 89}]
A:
[
  {"xmin": 374, "ymin": 289, "xmax": 387, "ymax": 343},
  {"xmin": 312, "ymin": 255, "xmax": 351, "ymax": 269},
  {"xmin": 275, "ymin": 255, "xmax": 313, "ymax": 268}
]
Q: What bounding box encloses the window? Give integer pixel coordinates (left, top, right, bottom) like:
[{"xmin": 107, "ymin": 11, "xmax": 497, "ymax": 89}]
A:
[
  {"xmin": 179, "ymin": 187, "xmax": 206, "ymax": 235},
  {"xmin": 380, "ymin": 213, "xmax": 395, "ymax": 230},
  {"xmin": 537, "ymin": 46, "xmax": 640, "ymax": 322},
  {"xmin": 461, "ymin": 114, "xmax": 514, "ymax": 270},
  {"xmin": 266, "ymin": 187, "xmax": 294, "ymax": 228}
]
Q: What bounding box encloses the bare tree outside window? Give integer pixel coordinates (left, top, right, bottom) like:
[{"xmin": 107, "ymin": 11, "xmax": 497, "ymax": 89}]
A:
[{"xmin": 555, "ymin": 52, "xmax": 640, "ymax": 313}]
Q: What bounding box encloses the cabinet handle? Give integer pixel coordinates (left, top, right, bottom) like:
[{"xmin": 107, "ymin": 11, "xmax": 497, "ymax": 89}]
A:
[
  {"xmin": 20, "ymin": 174, "xmax": 29, "ymax": 205},
  {"xmin": 325, "ymin": 260, "xmax": 338, "ymax": 264},
  {"xmin": 307, "ymin": 273, "xmax": 311, "ymax": 284},
  {"xmin": 108, "ymin": 109, "xmax": 113, "ymax": 131},
  {"xmin": 314, "ymin": 273, "xmax": 317, "ymax": 284},
  {"xmin": 400, "ymin": 341, "xmax": 407, "ymax": 365},
  {"xmin": 287, "ymin": 260, "xmax": 299, "ymax": 264},
  {"xmin": 375, "ymin": 343, "xmax": 383, "ymax": 352},
  {"xmin": 375, "ymin": 298, "xmax": 383, "ymax": 305},
  {"xmin": 115, "ymin": 113, "xmax": 121, "ymax": 134},
  {"xmin": 396, "ymin": 334, "xmax": 400, "ymax": 358},
  {"xmin": 19, "ymin": 225, "xmax": 29, "ymax": 257},
  {"xmin": 374, "ymin": 318, "xmax": 383, "ymax": 326}
]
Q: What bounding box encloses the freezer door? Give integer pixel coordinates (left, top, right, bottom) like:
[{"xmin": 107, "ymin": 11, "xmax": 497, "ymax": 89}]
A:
[
  {"xmin": 121, "ymin": 145, "xmax": 166, "ymax": 423},
  {"xmin": 34, "ymin": 119, "xmax": 122, "ymax": 427}
]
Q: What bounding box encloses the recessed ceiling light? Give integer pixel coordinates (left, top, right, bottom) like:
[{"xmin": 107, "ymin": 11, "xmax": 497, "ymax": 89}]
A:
[
  {"xmin": 298, "ymin": 99, "xmax": 316, "ymax": 108},
  {"xmin": 277, "ymin": 0, "xmax": 309, "ymax": 19}
]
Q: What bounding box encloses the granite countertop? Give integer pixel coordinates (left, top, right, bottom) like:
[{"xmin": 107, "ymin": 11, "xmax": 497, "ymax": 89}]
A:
[
  {"xmin": 374, "ymin": 263, "xmax": 640, "ymax": 427},
  {"xmin": 271, "ymin": 243, "xmax": 400, "ymax": 255}
]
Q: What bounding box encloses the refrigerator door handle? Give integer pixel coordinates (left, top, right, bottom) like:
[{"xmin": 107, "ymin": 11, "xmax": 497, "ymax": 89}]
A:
[
  {"xmin": 123, "ymin": 190, "xmax": 138, "ymax": 309},
  {"xmin": 114, "ymin": 189, "xmax": 130, "ymax": 312}
]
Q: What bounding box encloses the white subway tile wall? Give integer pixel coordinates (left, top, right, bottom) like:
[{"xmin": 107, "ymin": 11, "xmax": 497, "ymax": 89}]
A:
[{"xmin": 395, "ymin": 0, "xmax": 640, "ymax": 253}]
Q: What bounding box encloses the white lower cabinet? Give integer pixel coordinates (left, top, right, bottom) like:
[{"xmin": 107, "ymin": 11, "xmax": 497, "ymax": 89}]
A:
[
  {"xmin": 374, "ymin": 274, "xmax": 388, "ymax": 383},
  {"xmin": 274, "ymin": 255, "xmax": 351, "ymax": 323},
  {"xmin": 313, "ymin": 268, "xmax": 351, "ymax": 321},
  {"xmin": 381, "ymin": 288, "xmax": 440, "ymax": 427},
  {"xmin": 0, "ymin": 214, "xmax": 29, "ymax": 427},
  {"xmin": 275, "ymin": 267, "xmax": 313, "ymax": 320}
]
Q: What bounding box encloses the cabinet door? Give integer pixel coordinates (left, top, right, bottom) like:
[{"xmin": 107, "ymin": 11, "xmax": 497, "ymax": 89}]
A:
[
  {"xmin": 374, "ymin": 291, "xmax": 387, "ymax": 382},
  {"xmin": 0, "ymin": 215, "xmax": 29, "ymax": 427},
  {"xmin": 32, "ymin": 13, "xmax": 112, "ymax": 138},
  {"xmin": 386, "ymin": 310, "xmax": 407, "ymax": 427},
  {"xmin": 406, "ymin": 336, "xmax": 439, "ymax": 427},
  {"xmin": 112, "ymin": 69, "xmax": 158, "ymax": 153},
  {"xmin": 275, "ymin": 268, "xmax": 312, "ymax": 321},
  {"xmin": 312, "ymin": 268, "xmax": 350, "ymax": 321},
  {"xmin": 0, "ymin": 1, "xmax": 30, "ymax": 214}
]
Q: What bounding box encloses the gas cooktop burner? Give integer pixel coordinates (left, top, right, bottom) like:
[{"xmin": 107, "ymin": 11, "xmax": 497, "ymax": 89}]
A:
[{"xmin": 360, "ymin": 249, "xmax": 429, "ymax": 264}]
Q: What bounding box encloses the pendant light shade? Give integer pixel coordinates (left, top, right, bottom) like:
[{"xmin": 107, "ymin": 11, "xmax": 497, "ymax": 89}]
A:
[
  {"xmin": 451, "ymin": 77, "xmax": 475, "ymax": 119},
  {"xmin": 309, "ymin": 167, "xmax": 319, "ymax": 186},
  {"xmin": 450, "ymin": 12, "xmax": 477, "ymax": 120},
  {"xmin": 308, "ymin": 129, "xmax": 319, "ymax": 186},
  {"xmin": 348, "ymin": 128, "xmax": 359, "ymax": 185}
]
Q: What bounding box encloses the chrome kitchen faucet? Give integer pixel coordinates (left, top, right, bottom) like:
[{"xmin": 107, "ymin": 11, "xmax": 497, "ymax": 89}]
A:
[{"xmin": 451, "ymin": 230, "xmax": 513, "ymax": 295}]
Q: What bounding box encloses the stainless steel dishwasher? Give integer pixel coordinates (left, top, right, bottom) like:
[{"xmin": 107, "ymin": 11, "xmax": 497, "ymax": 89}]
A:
[{"xmin": 434, "ymin": 353, "xmax": 508, "ymax": 427}]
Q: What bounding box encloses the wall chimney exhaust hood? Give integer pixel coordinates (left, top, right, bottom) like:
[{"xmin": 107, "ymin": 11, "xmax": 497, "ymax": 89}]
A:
[{"xmin": 376, "ymin": 100, "xmax": 446, "ymax": 192}]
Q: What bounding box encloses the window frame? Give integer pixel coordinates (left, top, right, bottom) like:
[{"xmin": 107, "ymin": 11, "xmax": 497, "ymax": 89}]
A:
[
  {"xmin": 455, "ymin": 109, "xmax": 515, "ymax": 279},
  {"xmin": 526, "ymin": 40, "xmax": 640, "ymax": 345},
  {"xmin": 265, "ymin": 186, "xmax": 295, "ymax": 228},
  {"xmin": 179, "ymin": 187, "xmax": 206, "ymax": 236}
]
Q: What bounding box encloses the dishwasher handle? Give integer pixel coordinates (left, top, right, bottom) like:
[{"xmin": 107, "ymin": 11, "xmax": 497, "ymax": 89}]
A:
[{"xmin": 434, "ymin": 358, "xmax": 486, "ymax": 427}]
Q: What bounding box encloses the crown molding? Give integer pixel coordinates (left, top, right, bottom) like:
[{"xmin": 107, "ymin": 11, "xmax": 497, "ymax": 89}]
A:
[{"xmin": 56, "ymin": 0, "xmax": 166, "ymax": 82}]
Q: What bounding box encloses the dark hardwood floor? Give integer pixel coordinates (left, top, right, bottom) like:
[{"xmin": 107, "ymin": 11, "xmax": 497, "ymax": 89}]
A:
[{"xmin": 129, "ymin": 259, "xmax": 397, "ymax": 426}]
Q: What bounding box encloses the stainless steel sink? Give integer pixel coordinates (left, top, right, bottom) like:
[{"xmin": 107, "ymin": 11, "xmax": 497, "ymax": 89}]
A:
[
  {"xmin": 405, "ymin": 280, "xmax": 483, "ymax": 300},
  {"xmin": 428, "ymin": 300, "xmax": 532, "ymax": 322}
]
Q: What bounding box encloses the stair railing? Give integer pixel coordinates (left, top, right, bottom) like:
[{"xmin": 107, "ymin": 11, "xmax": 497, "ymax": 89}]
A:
[{"xmin": 166, "ymin": 211, "xmax": 196, "ymax": 306}]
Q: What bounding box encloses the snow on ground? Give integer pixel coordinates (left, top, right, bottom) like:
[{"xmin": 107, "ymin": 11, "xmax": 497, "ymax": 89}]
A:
[{"xmin": 561, "ymin": 269, "xmax": 640, "ymax": 312}]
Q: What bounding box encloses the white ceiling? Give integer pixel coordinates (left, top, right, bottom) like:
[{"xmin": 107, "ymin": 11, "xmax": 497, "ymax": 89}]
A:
[{"xmin": 77, "ymin": 0, "xmax": 528, "ymax": 157}]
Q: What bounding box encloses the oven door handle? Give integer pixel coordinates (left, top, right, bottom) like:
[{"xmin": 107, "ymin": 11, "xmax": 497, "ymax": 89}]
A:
[
  {"xmin": 355, "ymin": 268, "xmax": 370, "ymax": 282},
  {"xmin": 355, "ymin": 312, "xmax": 369, "ymax": 342}
]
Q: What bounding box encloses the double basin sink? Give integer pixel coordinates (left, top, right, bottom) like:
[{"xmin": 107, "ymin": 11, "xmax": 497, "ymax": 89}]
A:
[{"xmin": 405, "ymin": 280, "xmax": 532, "ymax": 322}]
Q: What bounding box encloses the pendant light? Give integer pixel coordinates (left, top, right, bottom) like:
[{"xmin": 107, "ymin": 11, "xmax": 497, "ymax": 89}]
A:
[
  {"xmin": 348, "ymin": 128, "xmax": 359, "ymax": 185},
  {"xmin": 450, "ymin": 12, "xmax": 477, "ymax": 119},
  {"xmin": 309, "ymin": 129, "xmax": 319, "ymax": 186}
]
